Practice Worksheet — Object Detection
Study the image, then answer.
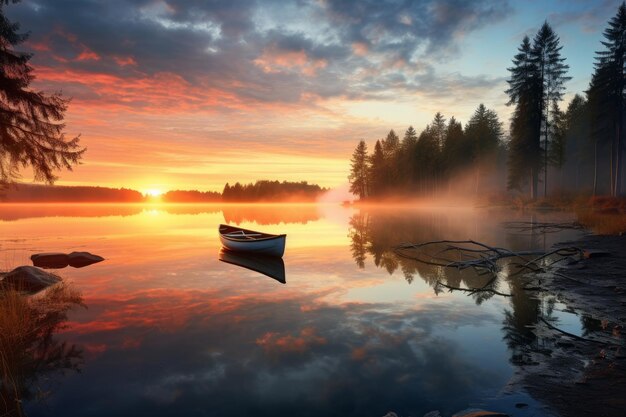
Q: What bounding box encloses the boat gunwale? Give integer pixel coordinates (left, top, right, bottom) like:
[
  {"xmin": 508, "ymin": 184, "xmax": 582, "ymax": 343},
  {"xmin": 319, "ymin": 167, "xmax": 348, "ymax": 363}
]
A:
[{"xmin": 219, "ymin": 224, "xmax": 286, "ymax": 243}]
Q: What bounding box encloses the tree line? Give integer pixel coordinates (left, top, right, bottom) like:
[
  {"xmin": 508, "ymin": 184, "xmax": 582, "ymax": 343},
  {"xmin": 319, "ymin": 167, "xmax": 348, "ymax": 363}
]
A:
[
  {"xmin": 349, "ymin": 3, "xmax": 626, "ymax": 200},
  {"xmin": 222, "ymin": 180, "xmax": 326, "ymax": 202},
  {"xmin": 1, "ymin": 181, "xmax": 327, "ymax": 202},
  {"xmin": 349, "ymin": 105, "xmax": 506, "ymax": 199},
  {"xmin": 1, "ymin": 183, "xmax": 144, "ymax": 202}
]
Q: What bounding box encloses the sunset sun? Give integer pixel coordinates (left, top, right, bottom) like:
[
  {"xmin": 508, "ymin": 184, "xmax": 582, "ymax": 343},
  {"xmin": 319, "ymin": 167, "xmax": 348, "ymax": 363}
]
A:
[{"xmin": 144, "ymin": 189, "xmax": 163, "ymax": 198}]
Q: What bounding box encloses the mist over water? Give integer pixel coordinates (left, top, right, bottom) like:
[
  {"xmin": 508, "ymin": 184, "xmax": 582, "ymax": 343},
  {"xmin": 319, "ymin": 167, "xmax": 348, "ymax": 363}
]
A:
[{"xmin": 0, "ymin": 203, "xmax": 585, "ymax": 416}]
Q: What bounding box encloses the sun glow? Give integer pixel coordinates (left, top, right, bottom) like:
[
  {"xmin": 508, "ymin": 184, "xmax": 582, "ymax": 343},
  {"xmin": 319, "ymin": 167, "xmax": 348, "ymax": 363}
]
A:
[{"xmin": 144, "ymin": 189, "xmax": 163, "ymax": 197}]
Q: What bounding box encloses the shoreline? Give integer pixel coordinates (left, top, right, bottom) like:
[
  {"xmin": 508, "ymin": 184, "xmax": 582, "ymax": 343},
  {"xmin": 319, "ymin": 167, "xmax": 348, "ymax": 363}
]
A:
[{"xmin": 507, "ymin": 233, "xmax": 626, "ymax": 417}]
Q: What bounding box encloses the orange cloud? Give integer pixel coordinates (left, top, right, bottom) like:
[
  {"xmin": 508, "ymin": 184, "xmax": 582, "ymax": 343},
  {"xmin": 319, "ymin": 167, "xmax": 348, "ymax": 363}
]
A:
[
  {"xmin": 256, "ymin": 327, "xmax": 327, "ymax": 354},
  {"xmin": 76, "ymin": 47, "xmax": 101, "ymax": 62},
  {"xmin": 254, "ymin": 49, "xmax": 327, "ymax": 76},
  {"xmin": 34, "ymin": 66, "xmax": 247, "ymax": 113},
  {"xmin": 113, "ymin": 56, "xmax": 138, "ymax": 66},
  {"xmin": 352, "ymin": 42, "xmax": 369, "ymax": 56}
]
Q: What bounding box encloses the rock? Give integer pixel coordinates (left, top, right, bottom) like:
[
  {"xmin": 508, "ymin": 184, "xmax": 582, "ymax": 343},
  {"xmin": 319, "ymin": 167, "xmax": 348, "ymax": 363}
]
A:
[
  {"xmin": 31, "ymin": 252, "xmax": 69, "ymax": 269},
  {"xmin": 514, "ymin": 403, "xmax": 528, "ymax": 408},
  {"xmin": 68, "ymin": 251, "xmax": 104, "ymax": 268},
  {"xmin": 452, "ymin": 410, "xmax": 509, "ymax": 417},
  {"xmin": 423, "ymin": 411, "xmax": 442, "ymax": 417},
  {"xmin": 583, "ymin": 250, "xmax": 612, "ymax": 259},
  {"xmin": 1, "ymin": 266, "xmax": 61, "ymax": 293}
]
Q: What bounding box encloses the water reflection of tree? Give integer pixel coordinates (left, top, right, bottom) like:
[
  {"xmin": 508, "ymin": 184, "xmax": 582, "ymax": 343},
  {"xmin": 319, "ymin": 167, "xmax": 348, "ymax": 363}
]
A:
[
  {"xmin": 348, "ymin": 209, "xmax": 564, "ymax": 365},
  {"xmin": 348, "ymin": 213, "xmax": 369, "ymax": 268},
  {"xmin": 0, "ymin": 283, "xmax": 84, "ymax": 416},
  {"xmin": 222, "ymin": 204, "xmax": 320, "ymax": 225},
  {"xmin": 346, "ymin": 210, "xmax": 507, "ymax": 295}
]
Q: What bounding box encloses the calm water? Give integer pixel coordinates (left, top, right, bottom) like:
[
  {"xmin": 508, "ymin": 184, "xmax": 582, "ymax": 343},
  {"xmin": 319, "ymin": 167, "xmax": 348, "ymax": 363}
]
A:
[{"xmin": 0, "ymin": 203, "xmax": 587, "ymax": 417}]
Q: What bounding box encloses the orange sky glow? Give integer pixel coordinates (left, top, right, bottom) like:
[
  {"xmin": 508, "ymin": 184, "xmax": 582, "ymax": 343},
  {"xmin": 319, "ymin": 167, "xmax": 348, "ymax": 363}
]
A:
[{"xmin": 6, "ymin": 0, "xmax": 620, "ymax": 193}]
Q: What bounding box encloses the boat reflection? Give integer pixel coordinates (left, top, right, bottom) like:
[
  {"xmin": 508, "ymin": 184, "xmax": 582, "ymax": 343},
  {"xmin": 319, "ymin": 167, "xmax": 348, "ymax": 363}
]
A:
[
  {"xmin": 0, "ymin": 282, "xmax": 84, "ymax": 416},
  {"xmin": 219, "ymin": 249, "xmax": 286, "ymax": 283}
]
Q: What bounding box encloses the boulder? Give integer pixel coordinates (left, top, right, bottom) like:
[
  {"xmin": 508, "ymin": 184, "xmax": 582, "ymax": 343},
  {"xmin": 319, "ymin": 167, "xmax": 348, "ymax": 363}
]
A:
[
  {"xmin": 452, "ymin": 410, "xmax": 509, "ymax": 417},
  {"xmin": 1, "ymin": 266, "xmax": 61, "ymax": 293},
  {"xmin": 31, "ymin": 252, "xmax": 69, "ymax": 269},
  {"xmin": 68, "ymin": 251, "xmax": 104, "ymax": 268}
]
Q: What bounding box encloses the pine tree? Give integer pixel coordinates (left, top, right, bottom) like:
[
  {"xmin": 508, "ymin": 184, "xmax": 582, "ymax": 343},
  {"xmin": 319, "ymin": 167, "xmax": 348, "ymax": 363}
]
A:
[
  {"xmin": 506, "ymin": 36, "xmax": 543, "ymax": 198},
  {"xmin": 465, "ymin": 104, "xmax": 503, "ymax": 194},
  {"xmin": 0, "ymin": 0, "xmax": 84, "ymax": 187},
  {"xmin": 592, "ymin": 2, "xmax": 626, "ymax": 196},
  {"xmin": 531, "ymin": 22, "xmax": 571, "ymax": 197},
  {"xmin": 348, "ymin": 140, "xmax": 369, "ymax": 199},
  {"xmin": 548, "ymin": 102, "xmax": 566, "ymax": 189},
  {"xmin": 415, "ymin": 124, "xmax": 440, "ymax": 195},
  {"xmin": 431, "ymin": 112, "xmax": 447, "ymax": 149},
  {"xmin": 399, "ymin": 126, "xmax": 418, "ymax": 190},
  {"xmin": 562, "ymin": 94, "xmax": 590, "ymax": 191},
  {"xmin": 368, "ymin": 140, "xmax": 385, "ymax": 197}
]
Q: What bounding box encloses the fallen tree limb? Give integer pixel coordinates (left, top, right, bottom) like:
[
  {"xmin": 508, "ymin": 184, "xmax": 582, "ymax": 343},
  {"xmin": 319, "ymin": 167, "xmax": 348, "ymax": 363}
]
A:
[
  {"xmin": 394, "ymin": 239, "xmax": 584, "ymax": 299},
  {"xmin": 436, "ymin": 281, "xmax": 512, "ymax": 297},
  {"xmin": 539, "ymin": 317, "xmax": 619, "ymax": 347}
]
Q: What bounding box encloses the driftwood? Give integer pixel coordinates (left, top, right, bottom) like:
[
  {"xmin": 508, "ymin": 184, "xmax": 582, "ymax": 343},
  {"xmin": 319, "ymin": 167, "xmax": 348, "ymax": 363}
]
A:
[
  {"xmin": 395, "ymin": 240, "xmax": 580, "ymax": 276},
  {"xmin": 394, "ymin": 239, "xmax": 583, "ymax": 296},
  {"xmin": 435, "ymin": 280, "xmax": 513, "ymax": 297},
  {"xmin": 539, "ymin": 317, "xmax": 620, "ymax": 347}
]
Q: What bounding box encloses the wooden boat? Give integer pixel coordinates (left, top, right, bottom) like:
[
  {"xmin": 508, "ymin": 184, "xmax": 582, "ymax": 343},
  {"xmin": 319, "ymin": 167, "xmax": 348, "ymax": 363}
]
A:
[
  {"xmin": 219, "ymin": 249, "xmax": 286, "ymax": 283},
  {"xmin": 218, "ymin": 224, "xmax": 286, "ymax": 257}
]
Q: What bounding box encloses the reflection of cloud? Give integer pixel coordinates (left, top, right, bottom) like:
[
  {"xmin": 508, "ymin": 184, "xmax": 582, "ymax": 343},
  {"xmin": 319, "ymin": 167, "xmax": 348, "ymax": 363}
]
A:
[
  {"xmin": 39, "ymin": 286, "xmax": 506, "ymax": 417},
  {"xmin": 257, "ymin": 327, "xmax": 327, "ymax": 355}
]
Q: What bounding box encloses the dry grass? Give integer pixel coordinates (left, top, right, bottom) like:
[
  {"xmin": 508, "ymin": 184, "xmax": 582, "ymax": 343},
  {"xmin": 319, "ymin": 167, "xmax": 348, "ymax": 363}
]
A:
[
  {"xmin": 576, "ymin": 210, "xmax": 626, "ymax": 235},
  {"xmin": 0, "ymin": 282, "xmax": 84, "ymax": 415},
  {"xmin": 588, "ymin": 196, "xmax": 626, "ymax": 213}
]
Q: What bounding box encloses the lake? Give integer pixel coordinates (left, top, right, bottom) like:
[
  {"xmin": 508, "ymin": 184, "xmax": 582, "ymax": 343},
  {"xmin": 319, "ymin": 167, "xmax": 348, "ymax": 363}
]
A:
[{"xmin": 0, "ymin": 203, "xmax": 587, "ymax": 417}]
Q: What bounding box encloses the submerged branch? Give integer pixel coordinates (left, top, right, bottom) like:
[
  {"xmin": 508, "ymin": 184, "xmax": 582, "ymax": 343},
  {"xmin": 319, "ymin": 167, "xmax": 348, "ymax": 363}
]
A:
[
  {"xmin": 436, "ymin": 280, "xmax": 512, "ymax": 297},
  {"xmin": 539, "ymin": 317, "xmax": 619, "ymax": 347},
  {"xmin": 394, "ymin": 239, "xmax": 583, "ymax": 298}
]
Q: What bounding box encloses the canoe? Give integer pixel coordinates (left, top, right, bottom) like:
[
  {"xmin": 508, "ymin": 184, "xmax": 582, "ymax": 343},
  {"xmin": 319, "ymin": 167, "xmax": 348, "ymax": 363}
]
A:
[
  {"xmin": 219, "ymin": 249, "xmax": 286, "ymax": 283},
  {"xmin": 218, "ymin": 224, "xmax": 286, "ymax": 257}
]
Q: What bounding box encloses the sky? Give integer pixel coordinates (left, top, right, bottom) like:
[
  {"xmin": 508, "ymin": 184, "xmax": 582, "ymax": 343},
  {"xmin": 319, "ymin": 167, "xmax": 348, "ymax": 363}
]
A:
[{"xmin": 5, "ymin": 0, "xmax": 623, "ymax": 194}]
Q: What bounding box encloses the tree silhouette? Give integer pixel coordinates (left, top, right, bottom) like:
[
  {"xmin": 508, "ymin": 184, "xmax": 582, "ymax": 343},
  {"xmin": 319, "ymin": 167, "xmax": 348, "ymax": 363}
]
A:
[
  {"xmin": 548, "ymin": 101, "xmax": 567, "ymax": 189},
  {"xmin": 591, "ymin": 2, "xmax": 626, "ymax": 196},
  {"xmin": 531, "ymin": 22, "xmax": 570, "ymax": 197},
  {"xmin": 398, "ymin": 126, "xmax": 418, "ymax": 190},
  {"xmin": 506, "ymin": 36, "xmax": 543, "ymax": 198},
  {"xmin": 368, "ymin": 140, "xmax": 385, "ymax": 197},
  {"xmin": 464, "ymin": 104, "xmax": 503, "ymax": 194},
  {"xmin": 348, "ymin": 140, "xmax": 369, "ymax": 199},
  {"xmin": 562, "ymin": 94, "xmax": 591, "ymax": 191},
  {"xmin": 0, "ymin": 0, "xmax": 84, "ymax": 187},
  {"xmin": 442, "ymin": 116, "xmax": 468, "ymax": 180}
]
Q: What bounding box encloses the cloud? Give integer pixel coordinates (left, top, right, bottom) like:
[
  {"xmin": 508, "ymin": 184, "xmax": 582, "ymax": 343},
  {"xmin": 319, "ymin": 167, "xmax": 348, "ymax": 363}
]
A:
[
  {"xmin": 547, "ymin": 0, "xmax": 619, "ymax": 33},
  {"xmin": 7, "ymin": 0, "xmax": 512, "ymax": 111}
]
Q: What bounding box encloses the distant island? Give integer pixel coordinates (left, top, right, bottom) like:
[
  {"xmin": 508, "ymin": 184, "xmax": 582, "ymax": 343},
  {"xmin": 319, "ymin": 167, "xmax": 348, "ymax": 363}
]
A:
[
  {"xmin": 1, "ymin": 181, "xmax": 326, "ymax": 203},
  {"xmin": 161, "ymin": 190, "xmax": 221, "ymax": 203},
  {"xmin": 1, "ymin": 184, "xmax": 145, "ymax": 203},
  {"xmin": 222, "ymin": 180, "xmax": 326, "ymax": 202}
]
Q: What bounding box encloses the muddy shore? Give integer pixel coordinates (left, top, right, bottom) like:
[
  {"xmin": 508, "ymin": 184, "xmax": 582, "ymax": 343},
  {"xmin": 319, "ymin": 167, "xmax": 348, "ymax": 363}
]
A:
[{"xmin": 508, "ymin": 234, "xmax": 626, "ymax": 417}]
